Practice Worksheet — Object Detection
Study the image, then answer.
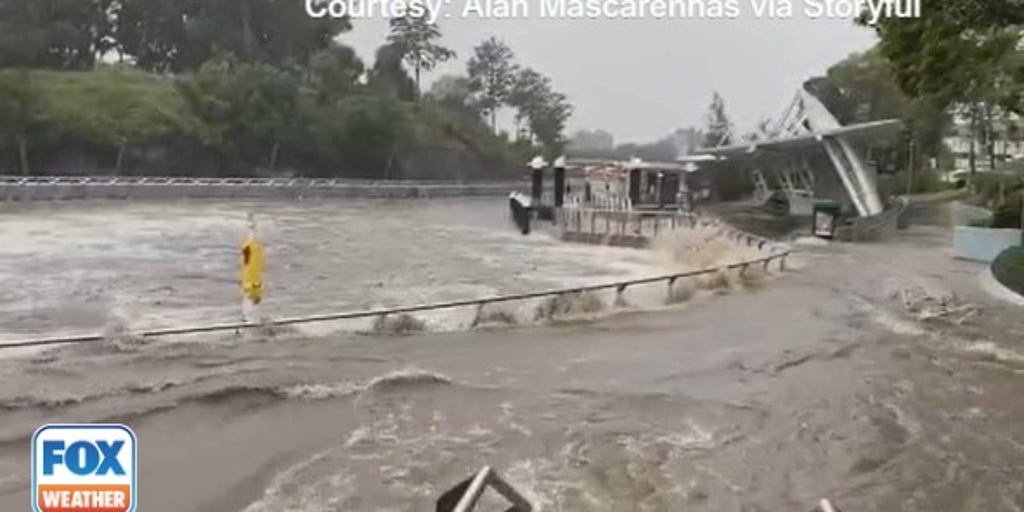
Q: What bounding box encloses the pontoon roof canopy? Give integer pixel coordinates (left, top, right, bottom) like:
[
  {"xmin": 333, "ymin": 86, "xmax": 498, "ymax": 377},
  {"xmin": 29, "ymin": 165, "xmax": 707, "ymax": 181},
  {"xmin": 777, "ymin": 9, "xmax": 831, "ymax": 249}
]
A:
[{"xmin": 694, "ymin": 119, "xmax": 903, "ymax": 160}]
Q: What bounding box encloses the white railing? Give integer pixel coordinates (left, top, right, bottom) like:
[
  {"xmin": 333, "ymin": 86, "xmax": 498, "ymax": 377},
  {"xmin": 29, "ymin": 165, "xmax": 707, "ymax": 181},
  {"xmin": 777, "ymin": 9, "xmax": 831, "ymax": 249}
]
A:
[
  {"xmin": 0, "ymin": 175, "xmax": 519, "ymax": 188},
  {"xmin": 588, "ymin": 192, "xmax": 632, "ymax": 211},
  {"xmin": 557, "ymin": 208, "xmax": 698, "ymax": 239}
]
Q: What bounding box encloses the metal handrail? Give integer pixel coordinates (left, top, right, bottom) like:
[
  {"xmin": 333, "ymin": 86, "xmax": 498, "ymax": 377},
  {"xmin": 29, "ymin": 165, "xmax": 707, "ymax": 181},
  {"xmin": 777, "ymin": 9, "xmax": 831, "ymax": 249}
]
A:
[
  {"xmin": 557, "ymin": 207, "xmax": 784, "ymax": 253},
  {"xmin": 0, "ymin": 175, "xmax": 520, "ymax": 188}
]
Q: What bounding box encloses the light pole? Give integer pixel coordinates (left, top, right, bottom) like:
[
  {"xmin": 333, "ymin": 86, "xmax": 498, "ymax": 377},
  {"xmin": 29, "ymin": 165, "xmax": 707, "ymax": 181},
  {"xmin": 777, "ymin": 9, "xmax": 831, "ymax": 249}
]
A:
[{"xmin": 905, "ymin": 137, "xmax": 915, "ymax": 196}]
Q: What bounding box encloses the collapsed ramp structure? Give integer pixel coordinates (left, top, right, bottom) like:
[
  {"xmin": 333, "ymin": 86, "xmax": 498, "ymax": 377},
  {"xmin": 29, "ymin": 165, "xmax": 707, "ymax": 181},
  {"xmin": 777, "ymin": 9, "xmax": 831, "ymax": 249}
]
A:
[
  {"xmin": 696, "ymin": 86, "xmax": 902, "ymax": 221},
  {"xmin": 436, "ymin": 466, "xmax": 846, "ymax": 511}
]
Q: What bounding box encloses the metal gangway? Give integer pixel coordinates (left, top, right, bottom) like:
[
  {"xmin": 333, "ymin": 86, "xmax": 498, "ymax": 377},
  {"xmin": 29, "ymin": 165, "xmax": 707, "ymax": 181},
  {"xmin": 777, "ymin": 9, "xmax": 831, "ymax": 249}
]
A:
[{"xmin": 436, "ymin": 466, "xmax": 844, "ymax": 512}]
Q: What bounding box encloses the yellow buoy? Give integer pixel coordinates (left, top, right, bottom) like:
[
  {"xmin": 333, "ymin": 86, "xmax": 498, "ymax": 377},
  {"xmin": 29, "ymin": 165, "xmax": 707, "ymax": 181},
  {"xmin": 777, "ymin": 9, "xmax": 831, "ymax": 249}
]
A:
[{"xmin": 240, "ymin": 229, "xmax": 264, "ymax": 305}]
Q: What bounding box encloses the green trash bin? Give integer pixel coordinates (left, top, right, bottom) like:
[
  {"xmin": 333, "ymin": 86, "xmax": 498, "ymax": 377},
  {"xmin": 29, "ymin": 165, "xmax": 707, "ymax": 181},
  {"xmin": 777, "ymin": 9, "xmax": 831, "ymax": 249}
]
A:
[{"xmin": 812, "ymin": 200, "xmax": 841, "ymax": 239}]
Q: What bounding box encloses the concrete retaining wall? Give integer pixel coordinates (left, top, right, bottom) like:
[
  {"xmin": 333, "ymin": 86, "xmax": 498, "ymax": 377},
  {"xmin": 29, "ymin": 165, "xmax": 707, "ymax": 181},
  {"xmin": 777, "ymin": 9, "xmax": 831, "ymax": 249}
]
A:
[
  {"xmin": 0, "ymin": 182, "xmax": 524, "ymax": 202},
  {"xmin": 953, "ymin": 226, "xmax": 1022, "ymax": 262}
]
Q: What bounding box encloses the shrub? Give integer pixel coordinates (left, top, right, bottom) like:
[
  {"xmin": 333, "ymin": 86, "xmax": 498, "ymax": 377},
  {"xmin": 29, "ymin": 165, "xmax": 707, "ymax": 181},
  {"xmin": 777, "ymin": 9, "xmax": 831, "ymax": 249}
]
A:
[
  {"xmin": 991, "ymin": 195, "xmax": 1023, "ymax": 229},
  {"xmin": 533, "ymin": 292, "xmax": 604, "ymax": 320},
  {"xmin": 372, "ymin": 314, "xmax": 425, "ymax": 335},
  {"xmin": 992, "ymin": 246, "xmax": 1024, "ymax": 296}
]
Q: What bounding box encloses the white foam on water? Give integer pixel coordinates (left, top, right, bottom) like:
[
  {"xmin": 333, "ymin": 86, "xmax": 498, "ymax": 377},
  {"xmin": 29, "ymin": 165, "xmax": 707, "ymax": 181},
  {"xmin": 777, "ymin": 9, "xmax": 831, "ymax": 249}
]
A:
[
  {"xmin": 240, "ymin": 447, "xmax": 357, "ymax": 512},
  {"xmin": 794, "ymin": 236, "xmax": 830, "ymax": 247},
  {"xmin": 959, "ymin": 340, "xmax": 1024, "ymax": 365},
  {"xmin": 278, "ymin": 382, "xmax": 364, "ymax": 401},
  {"xmin": 851, "ymin": 295, "xmax": 928, "ymax": 336},
  {"xmin": 276, "ymin": 366, "xmax": 454, "ymax": 405}
]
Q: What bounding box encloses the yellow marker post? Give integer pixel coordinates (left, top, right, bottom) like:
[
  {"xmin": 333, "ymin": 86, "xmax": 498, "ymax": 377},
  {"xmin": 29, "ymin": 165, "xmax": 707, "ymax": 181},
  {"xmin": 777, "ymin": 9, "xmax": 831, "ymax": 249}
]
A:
[{"xmin": 240, "ymin": 214, "xmax": 264, "ymax": 323}]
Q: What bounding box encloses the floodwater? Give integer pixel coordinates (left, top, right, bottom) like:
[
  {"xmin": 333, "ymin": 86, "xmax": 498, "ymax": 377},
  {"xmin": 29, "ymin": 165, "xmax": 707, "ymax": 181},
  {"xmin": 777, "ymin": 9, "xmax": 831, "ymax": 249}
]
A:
[
  {"xmin": 0, "ymin": 198, "xmax": 750, "ymax": 343},
  {"xmin": 1, "ymin": 199, "xmax": 1024, "ymax": 512}
]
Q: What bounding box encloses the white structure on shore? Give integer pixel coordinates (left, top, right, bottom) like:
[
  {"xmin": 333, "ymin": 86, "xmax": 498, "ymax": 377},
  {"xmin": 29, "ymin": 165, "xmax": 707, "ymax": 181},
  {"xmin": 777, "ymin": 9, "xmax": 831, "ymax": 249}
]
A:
[{"xmin": 696, "ymin": 86, "xmax": 901, "ymax": 217}]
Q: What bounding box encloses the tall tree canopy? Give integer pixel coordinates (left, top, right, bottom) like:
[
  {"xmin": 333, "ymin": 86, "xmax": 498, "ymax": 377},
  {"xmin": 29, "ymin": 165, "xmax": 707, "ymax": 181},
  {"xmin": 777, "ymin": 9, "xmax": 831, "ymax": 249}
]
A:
[
  {"xmin": 528, "ymin": 90, "xmax": 572, "ymax": 157},
  {"xmin": 467, "ymin": 37, "xmax": 516, "ymax": 133},
  {"xmin": 0, "ymin": 70, "xmax": 43, "ymax": 173},
  {"xmin": 505, "ymin": 67, "xmax": 572, "ymax": 155},
  {"xmin": 368, "ymin": 43, "xmax": 416, "ymax": 102},
  {"xmin": 386, "ymin": 14, "xmax": 454, "ymax": 100},
  {"xmin": 429, "ymin": 74, "xmax": 478, "ymax": 116},
  {"xmin": 866, "ymin": 0, "xmax": 1024, "ymax": 114},
  {"xmin": 114, "ymin": 0, "xmax": 350, "ymax": 72},
  {"xmin": 702, "ymin": 92, "xmax": 732, "ymax": 148},
  {"xmin": 507, "ymin": 68, "xmax": 550, "ymax": 137},
  {"xmin": 305, "ymin": 43, "xmax": 365, "ymax": 103},
  {"xmin": 176, "ymin": 58, "xmax": 302, "ymax": 169},
  {"xmin": 0, "ymin": 0, "xmax": 115, "ymax": 69}
]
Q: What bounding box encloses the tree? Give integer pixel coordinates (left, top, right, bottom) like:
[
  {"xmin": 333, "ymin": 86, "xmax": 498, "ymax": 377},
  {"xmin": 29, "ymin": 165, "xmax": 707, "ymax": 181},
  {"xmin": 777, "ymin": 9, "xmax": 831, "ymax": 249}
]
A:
[
  {"xmin": 0, "ymin": 71, "xmax": 42, "ymax": 174},
  {"xmin": 386, "ymin": 14, "xmax": 455, "ymax": 100},
  {"xmin": 368, "ymin": 43, "xmax": 417, "ymax": 102},
  {"xmin": 529, "ymin": 91, "xmax": 573, "ymax": 157},
  {"xmin": 507, "ymin": 68, "xmax": 550, "ymax": 139},
  {"xmin": 114, "ymin": 0, "xmax": 350, "ymax": 72},
  {"xmin": 0, "ymin": 0, "xmax": 115, "ymax": 69},
  {"xmin": 467, "ymin": 37, "xmax": 516, "ymax": 133},
  {"xmin": 866, "ymin": 0, "xmax": 1024, "ymax": 113},
  {"xmin": 306, "ymin": 43, "xmax": 365, "ymax": 103},
  {"xmin": 868, "ymin": 0, "xmax": 1024, "ymax": 185},
  {"xmin": 428, "ymin": 74, "xmax": 479, "ymax": 116},
  {"xmin": 177, "ymin": 59, "xmax": 302, "ymax": 171},
  {"xmin": 702, "ymin": 92, "xmax": 732, "ymax": 148}
]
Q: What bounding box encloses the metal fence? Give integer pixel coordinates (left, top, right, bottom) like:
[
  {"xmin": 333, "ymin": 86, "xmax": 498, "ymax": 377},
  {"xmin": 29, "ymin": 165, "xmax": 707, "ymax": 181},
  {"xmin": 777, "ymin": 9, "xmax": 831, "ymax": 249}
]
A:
[{"xmin": 0, "ymin": 175, "xmax": 520, "ymax": 188}]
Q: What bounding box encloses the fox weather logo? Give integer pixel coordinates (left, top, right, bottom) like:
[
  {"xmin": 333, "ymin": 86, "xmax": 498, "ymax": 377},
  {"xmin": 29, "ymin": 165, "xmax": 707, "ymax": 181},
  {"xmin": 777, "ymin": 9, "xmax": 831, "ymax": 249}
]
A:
[{"xmin": 31, "ymin": 424, "xmax": 137, "ymax": 512}]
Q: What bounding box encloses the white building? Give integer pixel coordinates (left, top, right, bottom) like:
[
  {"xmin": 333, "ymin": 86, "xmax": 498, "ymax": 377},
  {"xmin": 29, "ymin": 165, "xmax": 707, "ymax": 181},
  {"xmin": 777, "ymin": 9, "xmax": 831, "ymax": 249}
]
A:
[{"xmin": 944, "ymin": 118, "xmax": 1024, "ymax": 174}]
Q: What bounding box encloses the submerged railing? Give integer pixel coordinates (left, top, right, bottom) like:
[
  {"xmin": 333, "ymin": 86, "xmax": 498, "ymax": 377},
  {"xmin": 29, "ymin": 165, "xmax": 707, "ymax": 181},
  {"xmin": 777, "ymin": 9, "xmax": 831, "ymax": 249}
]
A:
[
  {"xmin": 556, "ymin": 208, "xmax": 698, "ymax": 239},
  {"xmin": 556, "ymin": 207, "xmax": 785, "ymax": 252}
]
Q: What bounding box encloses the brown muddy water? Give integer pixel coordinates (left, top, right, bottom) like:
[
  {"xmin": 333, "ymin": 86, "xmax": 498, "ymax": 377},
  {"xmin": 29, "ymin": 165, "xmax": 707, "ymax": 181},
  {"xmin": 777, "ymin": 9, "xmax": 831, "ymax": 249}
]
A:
[{"xmin": 1, "ymin": 199, "xmax": 1023, "ymax": 511}]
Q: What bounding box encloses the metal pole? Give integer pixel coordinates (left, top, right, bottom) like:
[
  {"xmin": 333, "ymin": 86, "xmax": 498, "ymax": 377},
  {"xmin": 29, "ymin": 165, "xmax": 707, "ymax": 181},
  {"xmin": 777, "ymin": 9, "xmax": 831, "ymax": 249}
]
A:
[{"xmin": 906, "ymin": 138, "xmax": 914, "ymax": 195}]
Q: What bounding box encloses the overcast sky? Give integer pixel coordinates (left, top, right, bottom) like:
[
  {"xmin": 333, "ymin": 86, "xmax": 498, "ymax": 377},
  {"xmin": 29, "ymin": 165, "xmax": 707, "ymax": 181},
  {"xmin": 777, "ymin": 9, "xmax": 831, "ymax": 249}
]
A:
[{"xmin": 338, "ymin": 6, "xmax": 877, "ymax": 143}]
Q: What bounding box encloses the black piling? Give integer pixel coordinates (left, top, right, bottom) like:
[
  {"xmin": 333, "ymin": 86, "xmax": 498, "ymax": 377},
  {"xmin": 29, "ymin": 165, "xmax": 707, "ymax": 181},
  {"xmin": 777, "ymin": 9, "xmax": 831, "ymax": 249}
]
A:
[{"xmin": 553, "ymin": 166, "xmax": 566, "ymax": 207}]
